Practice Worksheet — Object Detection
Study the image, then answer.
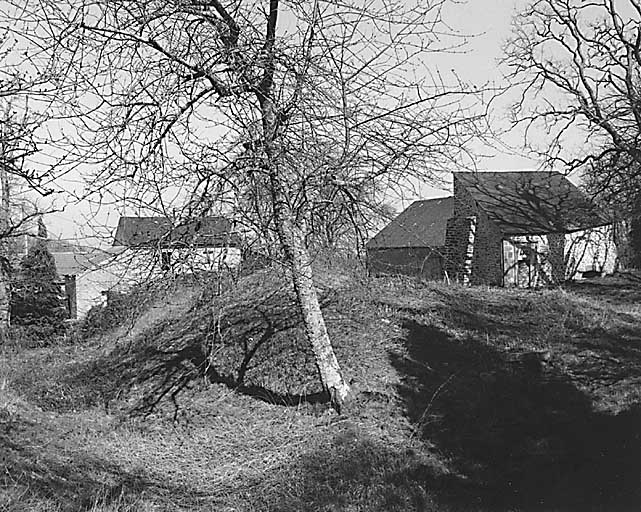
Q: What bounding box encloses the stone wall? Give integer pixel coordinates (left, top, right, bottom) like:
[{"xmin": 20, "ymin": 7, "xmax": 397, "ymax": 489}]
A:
[
  {"xmin": 444, "ymin": 216, "xmax": 476, "ymax": 284},
  {"xmin": 445, "ymin": 176, "xmax": 504, "ymax": 286},
  {"xmin": 547, "ymin": 233, "xmax": 566, "ymax": 283}
]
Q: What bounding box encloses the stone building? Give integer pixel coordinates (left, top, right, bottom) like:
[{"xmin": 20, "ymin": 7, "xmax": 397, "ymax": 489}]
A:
[{"xmin": 367, "ymin": 171, "xmax": 617, "ymax": 287}]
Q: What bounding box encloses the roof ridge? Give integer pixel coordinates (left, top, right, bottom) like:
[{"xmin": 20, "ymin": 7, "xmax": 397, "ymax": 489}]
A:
[{"xmin": 454, "ymin": 170, "xmax": 562, "ymax": 175}]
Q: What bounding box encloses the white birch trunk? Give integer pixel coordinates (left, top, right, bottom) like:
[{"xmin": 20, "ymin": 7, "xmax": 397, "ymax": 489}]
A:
[
  {"xmin": 0, "ymin": 136, "xmax": 11, "ymax": 333},
  {"xmin": 0, "ymin": 264, "xmax": 9, "ymax": 332},
  {"xmin": 279, "ymin": 217, "xmax": 351, "ymax": 411},
  {"xmin": 260, "ymin": 94, "xmax": 351, "ymax": 412}
]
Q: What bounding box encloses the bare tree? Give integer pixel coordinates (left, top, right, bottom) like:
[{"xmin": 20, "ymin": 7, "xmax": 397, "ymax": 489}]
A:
[
  {"xmin": 0, "ymin": 105, "xmax": 61, "ymax": 332},
  {"xmin": 504, "ymin": 0, "xmax": 641, "ymax": 258},
  {"xmin": 8, "ymin": 0, "xmax": 484, "ymax": 410},
  {"xmin": 0, "ymin": 24, "xmax": 64, "ymax": 332}
]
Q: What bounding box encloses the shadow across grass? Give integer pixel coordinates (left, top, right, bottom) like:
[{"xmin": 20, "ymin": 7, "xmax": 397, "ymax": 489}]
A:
[
  {"xmin": 240, "ymin": 423, "xmax": 493, "ymax": 512},
  {"xmin": 430, "ymin": 284, "xmax": 641, "ymax": 413},
  {"xmin": 0, "ymin": 416, "xmax": 206, "ymax": 511},
  {"xmin": 391, "ymin": 319, "xmax": 641, "ymax": 511},
  {"xmin": 565, "ymin": 274, "xmax": 641, "ymax": 306},
  {"xmin": 0, "ymin": 407, "xmax": 513, "ymax": 512},
  {"xmin": 56, "ymin": 286, "xmax": 335, "ymax": 418}
]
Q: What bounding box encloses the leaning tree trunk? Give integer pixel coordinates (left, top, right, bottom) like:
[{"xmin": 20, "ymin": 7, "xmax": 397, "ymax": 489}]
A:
[
  {"xmin": 255, "ymin": 0, "xmax": 351, "ymax": 408},
  {"xmin": 259, "ymin": 95, "xmax": 351, "ymax": 412},
  {"xmin": 278, "ymin": 215, "xmax": 352, "ymax": 412}
]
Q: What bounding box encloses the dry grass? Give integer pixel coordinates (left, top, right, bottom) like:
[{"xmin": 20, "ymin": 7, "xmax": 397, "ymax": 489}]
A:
[{"xmin": 1, "ymin": 265, "xmax": 640, "ymax": 511}]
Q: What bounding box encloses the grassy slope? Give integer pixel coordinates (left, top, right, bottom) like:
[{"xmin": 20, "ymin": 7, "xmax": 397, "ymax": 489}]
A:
[{"xmin": 1, "ymin": 266, "xmax": 640, "ymax": 511}]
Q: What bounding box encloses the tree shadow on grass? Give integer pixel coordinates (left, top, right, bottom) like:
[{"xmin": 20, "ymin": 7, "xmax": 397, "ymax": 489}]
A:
[
  {"xmin": 0, "ymin": 412, "xmax": 490, "ymax": 512},
  {"xmin": 57, "ymin": 287, "xmax": 333, "ymax": 418},
  {"xmin": 432, "ymin": 286, "xmax": 641, "ymax": 412},
  {"xmin": 248, "ymin": 424, "xmax": 488, "ymax": 512},
  {"xmin": 391, "ymin": 319, "xmax": 641, "ymax": 511},
  {"xmin": 0, "ymin": 417, "xmax": 206, "ymax": 511}
]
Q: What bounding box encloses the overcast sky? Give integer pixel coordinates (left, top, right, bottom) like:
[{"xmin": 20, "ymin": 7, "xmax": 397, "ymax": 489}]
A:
[{"xmin": 46, "ymin": 0, "xmax": 538, "ymax": 241}]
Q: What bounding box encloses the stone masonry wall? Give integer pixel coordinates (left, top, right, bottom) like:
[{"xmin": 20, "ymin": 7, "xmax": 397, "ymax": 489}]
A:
[
  {"xmin": 445, "ymin": 176, "xmax": 504, "ymax": 286},
  {"xmin": 444, "ymin": 216, "xmax": 476, "ymax": 284}
]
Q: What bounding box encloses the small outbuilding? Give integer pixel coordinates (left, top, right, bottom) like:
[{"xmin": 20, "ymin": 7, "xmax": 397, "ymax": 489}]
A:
[
  {"xmin": 52, "ymin": 249, "xmax": 118, "ymax": 319},
  {"xmin": 366, "ymin": 197, "xmax": 453, "ymax": 279},
  {"xmin": 367, "ymin": 171, "xmax": 618, "ymax": 287}
]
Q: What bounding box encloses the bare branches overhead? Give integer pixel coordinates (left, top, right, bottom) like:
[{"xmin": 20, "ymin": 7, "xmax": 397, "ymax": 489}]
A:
[
  {"xmin": 505, "ymin": 0, "xmax": 641, "ymax": 173},
  {"xmin": 3, "ymin": 0, "xmax": 486, "ymax": 410}
]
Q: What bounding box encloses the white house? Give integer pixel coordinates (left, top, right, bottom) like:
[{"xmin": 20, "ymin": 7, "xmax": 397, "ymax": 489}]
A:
[
  {"xmin": 54, "ymin": 216, "xmax": 242, "ymax": 319},
  {"xmin": 52, "ymin": 248, "xmax": 120, "ymax": 318}
]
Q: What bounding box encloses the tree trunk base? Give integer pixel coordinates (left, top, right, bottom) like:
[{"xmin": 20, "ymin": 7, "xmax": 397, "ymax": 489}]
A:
[{"xmin": 328, "ymin": 380, "xmax": 353, "ymax": 414}]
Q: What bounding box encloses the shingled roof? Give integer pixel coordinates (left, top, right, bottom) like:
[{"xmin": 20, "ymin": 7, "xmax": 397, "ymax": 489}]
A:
[
  {"xmin": 113, "ymin": 217, "xmax": 240, "ymax": 248},
  {"xmin": 366, "ymin": 197, "xmax": 453, "ymax": 249},
  {"xmin": 455, "ymin": 171, "xmax": 611, "ymax": 235}
]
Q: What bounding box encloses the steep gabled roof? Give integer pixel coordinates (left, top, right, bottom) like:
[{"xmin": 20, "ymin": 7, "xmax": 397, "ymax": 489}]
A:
[
  {"xmin": 366, "ymin": 197, "xmax": 453, "ymax": 249},
  {"xmin": 113, "ymin": 216, "xmax": 240, "ymax": 248},
  {"xmin": 456, "ymin": 171, "xmax": 611, "ymax": 235}
]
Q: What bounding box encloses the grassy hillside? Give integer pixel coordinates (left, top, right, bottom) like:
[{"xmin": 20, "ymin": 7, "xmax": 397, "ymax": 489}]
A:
[{"xmin": 1, "ymin": 265, "xmax": 640, "ymax": 511}]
